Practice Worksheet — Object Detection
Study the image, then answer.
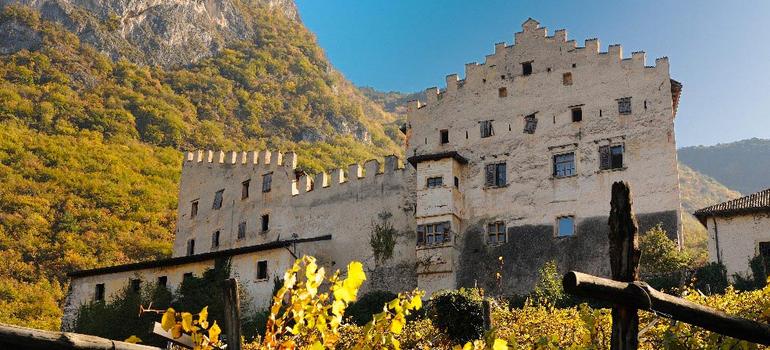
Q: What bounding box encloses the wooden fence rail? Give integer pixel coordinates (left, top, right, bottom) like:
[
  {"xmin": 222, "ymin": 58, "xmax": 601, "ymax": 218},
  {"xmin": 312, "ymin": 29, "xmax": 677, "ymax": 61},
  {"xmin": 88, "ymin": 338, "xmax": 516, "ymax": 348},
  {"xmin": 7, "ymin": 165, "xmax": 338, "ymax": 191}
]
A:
[{"xmin": 0, "ymin": 322, "xmax": 162, "ymax": 350}]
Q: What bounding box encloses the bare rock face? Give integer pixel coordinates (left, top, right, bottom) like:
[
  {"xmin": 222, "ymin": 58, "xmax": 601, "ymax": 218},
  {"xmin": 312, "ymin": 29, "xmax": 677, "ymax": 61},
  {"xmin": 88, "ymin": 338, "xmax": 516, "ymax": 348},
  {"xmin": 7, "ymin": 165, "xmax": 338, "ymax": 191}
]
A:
[
  {"xmin": 0, "ymin": 17, "xmax": 42, "ymax": 54},
  {"xmin": 0, "ymin": 0, "xmax": 300, "ymax": 67}
]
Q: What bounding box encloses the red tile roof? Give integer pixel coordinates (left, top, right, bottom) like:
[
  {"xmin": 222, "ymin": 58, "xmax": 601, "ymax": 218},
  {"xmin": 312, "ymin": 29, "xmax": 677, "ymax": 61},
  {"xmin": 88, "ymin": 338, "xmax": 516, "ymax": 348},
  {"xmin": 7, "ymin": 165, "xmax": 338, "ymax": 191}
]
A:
[{"xmin": 693, "ymin": 188, "xmax": 770, "ymax": 220}]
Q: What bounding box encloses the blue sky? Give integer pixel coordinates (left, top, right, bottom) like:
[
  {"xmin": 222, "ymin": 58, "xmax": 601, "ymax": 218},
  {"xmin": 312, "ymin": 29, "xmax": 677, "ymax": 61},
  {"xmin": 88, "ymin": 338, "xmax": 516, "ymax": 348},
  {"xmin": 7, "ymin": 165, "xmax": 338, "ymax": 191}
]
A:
[{"xmin": 294, "ymin": 0, "xmax": 770, "ymax": 147}]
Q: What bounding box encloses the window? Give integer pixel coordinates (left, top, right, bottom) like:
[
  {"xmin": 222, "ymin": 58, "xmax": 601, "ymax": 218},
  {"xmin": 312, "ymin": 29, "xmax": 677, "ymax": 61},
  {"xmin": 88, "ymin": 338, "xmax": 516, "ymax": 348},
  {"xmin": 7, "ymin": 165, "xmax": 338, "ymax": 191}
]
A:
[
  {"xmin": 487, "ymin": 222, "xmax": 506, "ymax": 244},
  {"xmin": 417, "ymin": 222, "xmax": 450, "ymax": 246},
  {"xmin": 426, "ymin": 177, "xmax": 443, "ymax": 188},
  {"xmin": 183, "ymin": 272, "xmax": 193, "ymax": 280},
  {"xmin": 498, "ymin": 87, "xmax": 507, "ymax": 97},
  {"xmin": 130, "ymin": 279, "xmax": 141, "ymax": 293},
  {"xmin": 563, "ymin": 72, "xmax": 572, "ymax": 86},
  {"xmin": 480, "ymin": 120, "xmax": 494, "ymax": 138},
  {"xmin": 485, "ymin": 163, "xmax": 506, "ymax": 187},
  {"xmin": 454, "ymin": 176, "xmax": 459, "ymax": 188},
  {"xmin": 186, "ymin": 239, "xmax": 195, "ymax": 256},
  {"xmin": 522, "ymin": 61, "xmax": 533, "ymax": 76},
  {"xmin": 212, "ymin": 189, "xmax": 224, "ymax": 210},
  {"xmin": 191, "ymin": 200, "xmax": 198, "ymax": 218},
  {"xmin": 553, "ymin": 153, "xmax": 576, "ymax": 178},
  {"xmin": 257, "ymin": 260, "xmax": 268, "ymax": 280},
  {"xmin": 242, "ymin": 180, "xmax": 250, "ymax": 199},
  {"xmin": 261, "ymin": 214, "xmax": 270, "ymax": 232},
  {"xmin": 157, "ymin": 276, "xmax": 167, "ymax": 288},
  {"xmin": 211, "ymin": 231, "xmax": 220, "ymax": 249},
  {"xmin": 599, "ymin": 145, "xmax": 624, "ymax": 170},
  {"xmin": 440, "ymin": 129, "xmax": 449, "ymax": 144},
  {"xmin": 262, "ymin": 173, "xmax": 272, "ymax": 193},
  {"xmin": 238, "ymin": 221, "xmax": 246, "ymax": 239},
  {"xmin": 571, "ymin": 107, "xmax": 582, "ymax": 122},
  {"xmin": 523, "ymin": 114, "xmax": 537, "ymax": 134},
  {"xmin": 557, "ymin": 216, "xmax": 575, "ymax": 237},
  {"xmin": 94, "ymin": 284, "xmax": 105, "ymax": 302},
  {"xmin": 618, "ymin": 97, "xmax": 632, "ymax": 115}
]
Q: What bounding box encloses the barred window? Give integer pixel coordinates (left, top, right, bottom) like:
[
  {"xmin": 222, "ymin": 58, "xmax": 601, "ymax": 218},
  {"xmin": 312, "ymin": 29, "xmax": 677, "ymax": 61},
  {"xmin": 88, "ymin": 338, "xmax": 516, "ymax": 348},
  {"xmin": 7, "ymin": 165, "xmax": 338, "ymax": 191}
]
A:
[
  {"xmin": 426, "ymin": 176, "xmax": 443, "ymax": 188},
  {"xmin": 553, "ymin": 153, "xmax": 576, "ymax": 178},
  {"xmin": 212, "ymin": 189, "xmax": 224, "ymax": 209},
  {"xmin": 524, "ymin": 114, "xmax": 537, "ymax": 134},
  {"xmin": 599, "ymin": 145, "xmax": 624, "ymax": 170},
  {"xmin": 485, "ymin": 162, "xmax": 507, "ymax": 187},
  {"xmin": 480, "ymin": 120, "xmax": 494, "ymax": 138},
  {"xmin": 417, "ymin": 222, "xmax": 451, "ymax": 246},
  {"xmin": 487, "ymin": 221, "xmax": 506, "ymax": 244},
  {"xmin": 618, "ymin": 97, "xmax": 632, "ymax": 115}
]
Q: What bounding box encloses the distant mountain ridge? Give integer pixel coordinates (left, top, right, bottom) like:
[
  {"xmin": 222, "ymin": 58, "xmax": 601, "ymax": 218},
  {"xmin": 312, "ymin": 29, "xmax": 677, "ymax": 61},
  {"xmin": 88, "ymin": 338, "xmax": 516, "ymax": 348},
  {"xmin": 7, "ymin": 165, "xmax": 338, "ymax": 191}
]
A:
[{"xmin": 679, "ymin": 138, "xmax": 770, "ymax": 195}]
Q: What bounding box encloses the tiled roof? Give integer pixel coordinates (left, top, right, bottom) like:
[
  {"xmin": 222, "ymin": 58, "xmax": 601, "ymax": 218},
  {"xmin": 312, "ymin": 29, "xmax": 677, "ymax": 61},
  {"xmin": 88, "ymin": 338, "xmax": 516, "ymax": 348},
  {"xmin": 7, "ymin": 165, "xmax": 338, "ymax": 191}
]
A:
[{"xmin": 693, "ymin": 188, "xmax": 770, "ymax": 219}]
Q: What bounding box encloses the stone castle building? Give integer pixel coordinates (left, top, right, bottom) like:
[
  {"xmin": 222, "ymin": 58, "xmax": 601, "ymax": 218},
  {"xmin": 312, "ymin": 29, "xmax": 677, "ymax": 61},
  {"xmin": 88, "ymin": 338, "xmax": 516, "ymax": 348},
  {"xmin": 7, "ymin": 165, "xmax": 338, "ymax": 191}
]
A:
[{"xmin": 63, "ymin": 19, "xmax": 683, "ymax": 328}]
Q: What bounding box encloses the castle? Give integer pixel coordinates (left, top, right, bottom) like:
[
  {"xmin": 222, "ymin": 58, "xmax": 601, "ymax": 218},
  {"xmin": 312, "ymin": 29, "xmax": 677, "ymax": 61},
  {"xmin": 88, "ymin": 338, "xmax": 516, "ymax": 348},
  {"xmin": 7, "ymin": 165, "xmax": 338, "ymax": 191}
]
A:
[{"xmin": 62, "ymin": 19, "xmax": 683, "ymax": 328}]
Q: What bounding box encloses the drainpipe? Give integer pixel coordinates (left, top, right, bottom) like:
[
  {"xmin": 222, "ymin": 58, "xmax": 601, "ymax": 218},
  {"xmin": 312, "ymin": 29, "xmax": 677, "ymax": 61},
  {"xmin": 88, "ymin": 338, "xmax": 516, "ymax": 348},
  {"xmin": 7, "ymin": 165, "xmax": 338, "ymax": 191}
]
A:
[{"xmin": 712, "ymin": 216, "xmax": 721, "ymax": 264}]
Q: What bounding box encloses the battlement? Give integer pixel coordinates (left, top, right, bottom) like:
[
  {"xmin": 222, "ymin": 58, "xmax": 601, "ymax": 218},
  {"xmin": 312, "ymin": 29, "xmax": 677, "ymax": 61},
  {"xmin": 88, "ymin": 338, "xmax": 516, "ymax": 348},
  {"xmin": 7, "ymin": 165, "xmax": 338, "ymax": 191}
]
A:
[
  {"xmin": 183, "ymin": 150, "xmax": 298, "ymax": 169},
  {"xmin": 291, "ymin": 155, "xmax": 408, "ymax": 196},
  {"xmin": 414, "ymin": 18, "xmax": 671, "ymax": 110}
]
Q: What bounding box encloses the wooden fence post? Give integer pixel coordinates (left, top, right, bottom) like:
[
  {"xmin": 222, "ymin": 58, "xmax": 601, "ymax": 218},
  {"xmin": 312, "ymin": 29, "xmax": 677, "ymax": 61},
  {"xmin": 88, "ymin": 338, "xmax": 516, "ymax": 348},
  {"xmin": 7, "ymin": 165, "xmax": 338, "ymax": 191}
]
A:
[
  {"xmin": 222, "ymin": 278, "xmax": 242, "ymax": 350},
  {"xmin": 608, "ymin": 181, "xmax": 641, "ymax": 350}
]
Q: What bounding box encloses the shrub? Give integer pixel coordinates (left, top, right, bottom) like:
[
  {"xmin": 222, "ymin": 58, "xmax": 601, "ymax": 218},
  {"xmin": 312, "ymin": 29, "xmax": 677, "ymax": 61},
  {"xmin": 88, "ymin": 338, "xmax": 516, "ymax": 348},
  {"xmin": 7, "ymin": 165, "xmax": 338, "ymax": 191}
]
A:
[
  {"xmin": 640, "ymin": 224, "xmax": 691, "ymax": 274},
  {"xmin": 531, "ymin": 260, "xmax": 567, "ymax": 307},
  {"xmin": 428, "ymin": 288, "xmax": 486, "ymax": 344},
  {"xmin": 345, "ymin": 290, "xmax": 397, "ymax": 326},
  {"xmin": 693, "ymin": 262, "xmax": 728, "ymax": 294}
]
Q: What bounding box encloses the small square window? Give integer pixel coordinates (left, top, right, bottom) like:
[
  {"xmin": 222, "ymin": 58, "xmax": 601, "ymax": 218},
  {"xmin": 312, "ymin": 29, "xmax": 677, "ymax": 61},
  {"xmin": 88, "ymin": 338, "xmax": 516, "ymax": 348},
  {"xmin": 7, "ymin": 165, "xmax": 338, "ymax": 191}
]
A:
[
  {"xmin": 487, "ymin": 222, "xmax": 506, "ymax": 244},
  {"xmin": 440, "ymin": 129, "xmax": 449, "ymax": 144},
  {"xmin": 571, "ymin": 107, "xmax": 582, "ymax": 122},
  {"xmin": 618, "ymin": 97, "xmax": 632, "ymax": 115},
  {"xmin": 212, "ymin": 189, "xmax": 224, "ymax": 210},
  {"xmin": 426, "ymin": 176, "xmax": 443, "ymax": 188},
  {"xmin": 572, "ymin": 63, "xmax": 577, "ymax": 68},
  {"xmin": 257, "ymin": 260, "xmax": 268, "ymax": 280},
  {"xmin": 599, "ymin": 145, "xmax": 624, "ymax": 170},
  {"xmin": 498, "ymin": 87, "xmax": 507, "ymax": 97},
  {"xmin": 261, "ymin": 214, "xmax": 270, "ymax": 232},
  {"xmin": 94, "ymin": 283, "xmax": 105, "ymax": 302},
  {"xmin": 523, "ymin": 114, "xmax": 537, "ymax": 134},
  {"xmin": 480, "ymin": 120, "xmax": 494, "ymax": 138},
  {"xmin": 190, "ymin": 200, "xmax": 199, "ymax": 218},
  {"xmin": 242, "ymin": 180, "xmax": 250, "ymax": 200},
  {"xmin": 557, "ymin": 216, "xmax": 575, "ymax": 237},
  {"xmin": 130, "ymin": 278, "xmax": 141, "ymax": 293},
  {"xmin": 238, "ymin": 221, "xmax": 246, "ymax": 239},
  {"xmin": 485, "ymin": 162, "xmax": 506, "ymax": 187},
  {"xmin": 522, "ymin": 61, "xmax": 532, "ymax": 76},
  {"xmin": 211, "ymin": 230, "xmax": 220, "ymax": 249},
  {"xmin": 157, "ymin": 276, "xmax": 167, "ymax": 287},
  {"xmin": 563, "ymin": 72, "xmax": 573, "ymax": 86},
  {"xmin": 553, "ymin": 153, "xmax": 576, "ymax": 178},
  {"xmin": 262, "ymin": 173, "xmax": 272, "ymax": 193}
]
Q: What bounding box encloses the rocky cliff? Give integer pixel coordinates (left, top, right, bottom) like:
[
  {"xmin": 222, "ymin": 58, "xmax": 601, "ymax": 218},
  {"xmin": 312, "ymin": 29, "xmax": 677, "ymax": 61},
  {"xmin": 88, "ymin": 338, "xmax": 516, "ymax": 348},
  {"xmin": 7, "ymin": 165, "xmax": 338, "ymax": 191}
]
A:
[{"xmin": 0, "ymin": 0, "xmax": 299, "ymax": 67}]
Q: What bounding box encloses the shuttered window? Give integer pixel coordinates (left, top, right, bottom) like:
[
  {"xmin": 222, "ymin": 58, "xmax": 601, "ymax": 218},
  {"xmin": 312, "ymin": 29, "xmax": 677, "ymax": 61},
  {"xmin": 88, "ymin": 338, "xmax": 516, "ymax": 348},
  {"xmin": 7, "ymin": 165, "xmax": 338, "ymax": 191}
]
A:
[
  {"xmin": 480, "ymin": 120, "xmax": 494, "ymax": 138},
  {"xmin": 485, "ymin": 163, "xmax": 506, "ymax": 187},
  {"xmin": 599, "ymin": 145, "xmax": 624, "ymax": 170}
]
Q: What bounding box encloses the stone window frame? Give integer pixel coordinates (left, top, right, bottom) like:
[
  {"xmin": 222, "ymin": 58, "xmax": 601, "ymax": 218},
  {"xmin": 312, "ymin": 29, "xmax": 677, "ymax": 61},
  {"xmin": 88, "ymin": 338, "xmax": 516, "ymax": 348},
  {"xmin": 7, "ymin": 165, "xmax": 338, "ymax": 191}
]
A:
[
  {"xmin": 439, "ymin": 129, "xmax": 449, "ymax": 144},
  {"xmin": 426, "ymin": 176, "xmax": 443, "ymax": 189},
  {"xmin": 521, "ymin": 61, "xmax": 533, "ymax": 76},
  {"xmin": 190, "ymin": 199, "xmax": 199, "ymax": 218},
  {"xmin": 571, "ymin": 105, "xmax": 583, "ymax": 123},
  {"xmin": 553, "ymin": 152, "xmax": 577, "ymax": 178},
  {"xmin": 256, "ymin": 260, "xmax": 269, "ymax": 281},
  {"xmin": 416, "ymin": 222, "xmax": 451, "ymax": 247},
  {"xmin": 241, "ymin": 179, "xmax": 250, "ymax": 200},
  {"xmin": 212, "ymin": 189, "xmax": 224, "ymax": 210},
  {"xmin": 487, "ymin": 221, "xmax": 507, "ymax": 245},
  {"xmin": 556, "ymin": 215, "xmax": 576, "ymax": 237},
  {"xmin": 599, "ymin": 143, "xmax": 626, "ymax": 171},
  {"xmin": 617, "ymin": 97, "xmax": 632, "ymax": 115}
]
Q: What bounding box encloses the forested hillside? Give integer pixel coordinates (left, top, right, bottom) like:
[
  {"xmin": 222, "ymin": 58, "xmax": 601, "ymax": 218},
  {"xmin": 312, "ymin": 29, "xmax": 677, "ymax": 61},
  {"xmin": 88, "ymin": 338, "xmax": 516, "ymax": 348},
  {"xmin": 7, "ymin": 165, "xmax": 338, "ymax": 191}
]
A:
[
  {"xmin": 679, "ymin": 138, "xmax": 770, "ymax": 195},
  {"xmin": 0, "ymin": 3, "xmax": 402, "ymax": 329}
]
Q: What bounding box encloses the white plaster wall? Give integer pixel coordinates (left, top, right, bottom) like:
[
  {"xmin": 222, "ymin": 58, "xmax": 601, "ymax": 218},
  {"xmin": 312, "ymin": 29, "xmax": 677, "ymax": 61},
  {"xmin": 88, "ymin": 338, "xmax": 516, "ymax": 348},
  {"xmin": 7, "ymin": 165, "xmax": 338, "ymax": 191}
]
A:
[{"xmin": 706, "ymin": 213, "xmax": 770, "ymax": 278}]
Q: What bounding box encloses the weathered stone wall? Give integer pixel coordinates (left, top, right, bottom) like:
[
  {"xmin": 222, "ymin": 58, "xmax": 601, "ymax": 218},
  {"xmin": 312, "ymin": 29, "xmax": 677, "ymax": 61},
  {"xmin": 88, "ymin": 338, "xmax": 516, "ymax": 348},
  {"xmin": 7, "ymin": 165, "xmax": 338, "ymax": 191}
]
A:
[
  {"xmin": 406, "ymin": 18, "xmax": 682, "ymax": 295},
  {"xmin": 706, "ymin": 213, "xmax": 770, "ymax": 279}
]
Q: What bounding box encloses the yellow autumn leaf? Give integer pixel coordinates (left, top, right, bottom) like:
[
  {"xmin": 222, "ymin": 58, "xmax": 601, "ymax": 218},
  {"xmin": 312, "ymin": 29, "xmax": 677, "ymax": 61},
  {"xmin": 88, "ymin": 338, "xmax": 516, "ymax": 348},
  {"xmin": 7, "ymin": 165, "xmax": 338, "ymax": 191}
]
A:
[
  {"xmin": 462, "ymin": 342, "xmax": 473, "ymax": 350},
  {"xmin": 171, "ymin": 324, "xmax": 183, "ymax": 339},
  {"xmin": 346, "ymin": 261, "xmax": 366, "ymax": 288},
  {"xmin": 124, "ymin": 335, "xmax": 142, "ymax": 344},
  {"xmin": 161, "ymin": 308, "xmax": 176, "ymax": 331},
  {"xmin": 199, "ymin": 306, "xmax": 209, "ymax": 329},
  {"xmin": 390, "ymin": 314, "xmax": 405, "ymax": 334},
  {"xmin": 208, "ymin": 321, "xmax": 221, "ymax": 343},
  {"xmin": 409, "ymin": 295, "xmax": 422, "ymax": 310},
  {"xmin": 182, "ymin": 312, "xmax": 194, "ymax": 332},
  {"xmin": 492, "ymin": 338, "xmax": 508, "ymax": 350},
  {"xmin": 309, "ymin": 341, "xmax": 324, "ymax": 350}
]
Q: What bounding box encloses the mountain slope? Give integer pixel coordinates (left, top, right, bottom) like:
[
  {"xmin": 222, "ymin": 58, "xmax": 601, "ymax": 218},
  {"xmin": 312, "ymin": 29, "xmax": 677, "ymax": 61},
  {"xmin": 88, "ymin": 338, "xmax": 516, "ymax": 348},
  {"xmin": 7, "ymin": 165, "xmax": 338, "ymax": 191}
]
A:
[
  {"xmin": 0, "ymin": 2, "xmax": 402, "ymax": 329},
  {"xmin": 679, "ymin": 138, "xmax": 770, "ymax": 195}
]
